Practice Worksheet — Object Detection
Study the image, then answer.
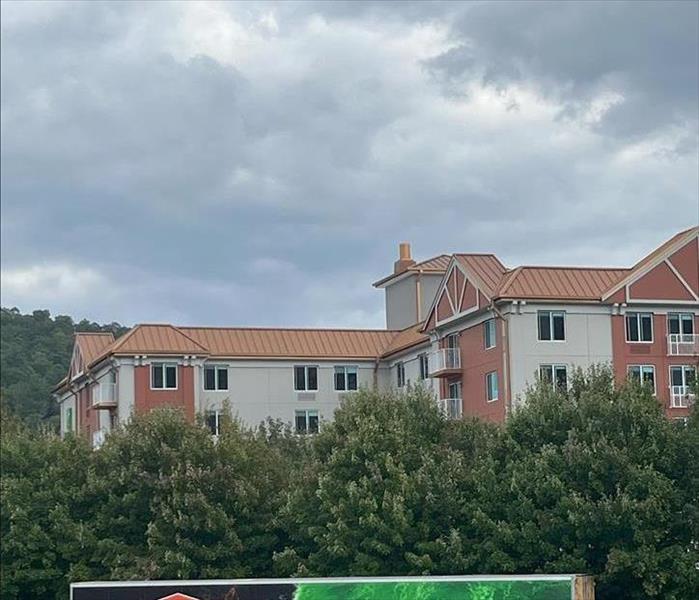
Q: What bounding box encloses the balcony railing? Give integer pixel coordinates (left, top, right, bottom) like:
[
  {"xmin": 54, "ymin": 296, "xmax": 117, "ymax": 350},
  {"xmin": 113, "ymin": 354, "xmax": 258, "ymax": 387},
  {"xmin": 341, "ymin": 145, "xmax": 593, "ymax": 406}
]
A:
[
  {"xmin": 667, "ymin": 334, "xmax": 699, "ymax": 356},
  {"xmin": 92, "ymin": 382, "xmax": 117, "ymax": 408},
  {"xmin": 438, "ymin": 398, "xmax": 463, "ymax": 420},
  {"xmin": 670, "ymin": 386, "xmax": 696, "ymax": 409},
  {"xmin": 428, "ymin": 348, "xmax": 461, "ymax": 377}
]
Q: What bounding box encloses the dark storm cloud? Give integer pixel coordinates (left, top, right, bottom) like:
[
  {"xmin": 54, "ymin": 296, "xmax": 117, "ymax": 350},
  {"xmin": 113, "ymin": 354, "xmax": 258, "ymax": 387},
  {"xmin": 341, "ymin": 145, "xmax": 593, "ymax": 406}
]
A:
[{"xmin": 1, "ymin": 1, "xmax": 697, "ymax": 327}]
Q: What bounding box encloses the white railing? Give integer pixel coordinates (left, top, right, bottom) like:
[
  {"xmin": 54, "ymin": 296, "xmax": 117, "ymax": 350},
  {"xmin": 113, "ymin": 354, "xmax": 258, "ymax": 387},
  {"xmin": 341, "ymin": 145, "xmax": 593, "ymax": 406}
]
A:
[
  {"xmin": 670, "ymin": 386, "xmax": 696, "ymax": 409},
  {"xmin": 438, "ymin": 398, "xmax": 463, "ymax": 420},
  {"xmin": 92, "ymin": 382, "xmax": 116, "ymax": 407},
  {"xmin": 92, "ymin": 428, "xmax": 107, "ymax": 449},
  {"xmin": 428, "ymin": 348, "xmax": 461, "ymax": 375},
  {"xmin": 667, "ymin": 334, "xmax": 699, "ymax": 356}
]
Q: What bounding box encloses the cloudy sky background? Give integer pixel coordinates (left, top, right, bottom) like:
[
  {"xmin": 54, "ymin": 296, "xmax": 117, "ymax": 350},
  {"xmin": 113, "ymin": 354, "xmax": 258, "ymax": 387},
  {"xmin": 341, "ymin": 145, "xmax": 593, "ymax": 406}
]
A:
[{"xmin": 1, "ymin": 0, "xmax": 698, "ymax": 328}]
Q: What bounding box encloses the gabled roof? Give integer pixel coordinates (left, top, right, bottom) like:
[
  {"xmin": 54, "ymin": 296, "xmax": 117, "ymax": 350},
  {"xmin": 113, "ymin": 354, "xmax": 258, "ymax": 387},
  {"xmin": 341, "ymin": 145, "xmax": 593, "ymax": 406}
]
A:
[
  {"xmin": 380, "ymin": 322, "xmax": 430, "ymax": 358},
  {"xmin": 454, "ymin": 254, "xmax": 508, "ymax": 298},
  {"xmin": 602, "ymin": 226, "xmax": 699, "ymax": 300},
  {"xmin": 497, "ymin": 266, "xmax": 629, "ymax": 301},
  {"xmin": 74, "ymin": 332, "xmax": 115, "ymax": 366},
  {"xmin": 373, "ymin": 254, "xmax": 451, "ymax": 287}
]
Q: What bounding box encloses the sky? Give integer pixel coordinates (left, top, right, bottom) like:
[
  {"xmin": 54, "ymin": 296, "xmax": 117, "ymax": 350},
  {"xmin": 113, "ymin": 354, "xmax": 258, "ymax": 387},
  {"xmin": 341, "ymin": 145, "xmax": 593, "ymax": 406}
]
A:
[{"xmin": 1, "ymin": 0, "xmax": 698, "ymax": 329}]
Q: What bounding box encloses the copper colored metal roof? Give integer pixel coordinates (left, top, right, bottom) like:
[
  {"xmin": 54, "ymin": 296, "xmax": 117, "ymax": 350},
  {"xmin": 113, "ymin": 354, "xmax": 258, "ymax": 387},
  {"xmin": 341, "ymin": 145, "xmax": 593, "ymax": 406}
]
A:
[
  {"xmin": 75, "ymin": 333, "xmax": 115, "ymax": 365},
  {"xmin": 496, "ymin": 267, "xmax": 629, "ymax": 300},
  {"xmin": 103, "ymin": 324, "xmax": 209, "ymax": 359},
  {"xmin": 454, "ymin": 254, "xmax": 508, "ymax": 298},
  {"xmin": 373, "ymin": 254, "xmax": 451, "ymax": 287},
  {"xmin": 381, "ymin": 322, "xmax": 430, "ymax": 358},
  {"xmin": 182, "ymin": 326, "xmax": 398, "ymax": 359}
]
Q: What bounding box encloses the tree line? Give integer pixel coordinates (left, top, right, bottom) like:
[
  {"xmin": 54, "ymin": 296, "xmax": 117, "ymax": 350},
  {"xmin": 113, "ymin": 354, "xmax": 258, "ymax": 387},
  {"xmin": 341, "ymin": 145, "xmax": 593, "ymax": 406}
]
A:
[{"xmin": 1, "ymin": 368, "xmax": 697, "ymax": 599}]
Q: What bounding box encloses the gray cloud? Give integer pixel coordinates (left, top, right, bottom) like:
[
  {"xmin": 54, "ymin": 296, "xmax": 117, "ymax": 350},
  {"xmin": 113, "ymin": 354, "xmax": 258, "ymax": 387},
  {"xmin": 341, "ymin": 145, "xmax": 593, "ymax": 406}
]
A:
[{"xmin": 1, "ymin": 0, "xmax": 697, "ymax": 328}]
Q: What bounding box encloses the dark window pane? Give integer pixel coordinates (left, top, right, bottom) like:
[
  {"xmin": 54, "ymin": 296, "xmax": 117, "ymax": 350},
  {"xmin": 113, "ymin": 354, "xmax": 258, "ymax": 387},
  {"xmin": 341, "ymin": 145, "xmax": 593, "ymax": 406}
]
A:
[
  {"xmin": 555, "ymin": 367, "xmax": 567, "ymax": 391},
  {"xmin": 308, "ymin": 413, "xmax": 319, "ymax": 433},
  {"xmin": 538, "ymin": 312, "xmax": 551, "ymax": 340},
  {"xmin": 641, "ymin": 315, "xmax": 653, "ymax": 341},
  {"xmin": 335, "ymin": 369, "xmax": 345, "ymax": 391},
  {"xmin": 295, "ymin": 412, "xmax": 307, "ymax": 433},
  {"xmin": 670, "ymin": 368, "xmax": 684, "ymax": 386},
  {"xmin": 205, "ymin": 412, "xmax": 218, "ymax": 435},
  {"xmin": 553, "ymin": 314, "xmax": 565, "ymax": 340},
  {"xmin": 668, "ymin": 315, "xmax": 680, "ymax": 335},
  {"xmin": 628, "ymin": 366, "xmax": 640, "ymax": 382},
  {"xmin": 204, "ymin": 367, "xmax": 215, "ymax": 390},
  {"xmin": 681, "ymin": 316, "xmax": 694, "ymax": 335},
  {"xmin": 540, "ymin": 365, "xmax": 553, "ymax": 385},
  {"xmin": 152, "ymin": 365, "xmax": 163, "ymax": 388},
  {"xmin": 642, "ymin": 368, "xmax": 654, "ymax": 388},
  {"xmin": 627, "ymin": 314, "xmax": 639, "ymax": 341},
  {"xmin": 307, "ymin": 367, "xmax": 318, "ymax": 391},
  {"xmin": 347, "ymin": 371, "xmax": 357, "ymax": 390},
  {"xmin": 165, "ymin": 366, "xmax": 177, "ymax": 388},
  {"xmin": 217, "ymin": 368, "xmax": 228, "ymax": 390},
  {"xmin": 294, "ymin": 366, "xmax": 305, "ymax": 391}
]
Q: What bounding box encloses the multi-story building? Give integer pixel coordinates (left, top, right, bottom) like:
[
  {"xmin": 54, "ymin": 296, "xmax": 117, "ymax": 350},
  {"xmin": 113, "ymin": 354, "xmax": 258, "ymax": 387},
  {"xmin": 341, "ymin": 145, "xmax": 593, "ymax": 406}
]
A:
[{"xmin": 55, "ymin": 227, "xmax": 698, "ymax": 445}]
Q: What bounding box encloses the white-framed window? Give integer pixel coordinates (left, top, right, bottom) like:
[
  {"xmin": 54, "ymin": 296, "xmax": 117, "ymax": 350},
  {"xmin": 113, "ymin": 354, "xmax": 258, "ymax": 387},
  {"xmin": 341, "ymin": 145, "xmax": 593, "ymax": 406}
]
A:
[
  {"xmin": 627, "ymin": 365, "xmax": 656, "ymax": 394},
  {"xmin": 294, "ymin": 366, "xmax": 318, "ymax": 391},
  {"xmin": 205, "ymin": 410, "xmax": 223, "ymax": 436},
  {"xmin": 418, "ymin": 353, "xmax": 429, "ymax": 380},
  {"xmin": 486, "ymin": 371, "xmax": 499, "ymax": 402},
  {"xmin": 626, "ymin": 312, "xmax": 653, "ymax": 342},
  {"xmin": 484, "ymin": 319, "xmax": 496, "ymax": 349},
  {"xmin": 334, "ymin": 366, "xmax": 358, "ymax": 391},
  {"xmin": 204, "ymin": 365, "xmax": 229, "ymax": 391},
  {"xmin": 670, "ymin": 365, "xmax": 696, "ymax": 389},
  {"xmin": 538, "ymin": 311, "xmax": 565, "ymax": 341},
  {"xmin": 151, "ymin": 362, "xmax": 177, "ymax": 389},
  {"xmin": 295, "ymin": 409, "xmax": 319, "ymax": 434},
  {"xmin": 667, "ymin": 313, "xmax": 694, "ymax": 335},
  {"xmin": 448, "ymin": 380, "xmax": 462, "ymax": 399},
  {"xmin": 539, "ymin": 364, "xmax": 568, "ymax": 391},
  {"xmin": 396, "ymin": 362, "xmax": 405, "ymax": 387},
  {"xmin": 446, "ymin": 333, "xmax": 459, "ymax": 349},
  {"xmin": 65, "ymin": 406, "xmax": 73, "ymax": 433}
]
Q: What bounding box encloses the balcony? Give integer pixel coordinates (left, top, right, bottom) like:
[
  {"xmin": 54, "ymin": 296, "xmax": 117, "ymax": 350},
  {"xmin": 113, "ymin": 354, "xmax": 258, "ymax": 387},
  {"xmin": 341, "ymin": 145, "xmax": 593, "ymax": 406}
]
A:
[
  {"xmin": 438, "ymin": 398, "xmax": 462, "ymax": 420},
  {"xmin": 667, "ymin": 334, "xmax": 699, "ymax": 356},
  {"xmin": 428, "ymin": 348, "xmax": 461, "ymax": 378},
  {"xmin": 670, "ymin": 386, "xmax": 696, "ymax": 409},
  {"xmin": 92, "ymin": 382, "xmax": 116, "ymax": 409}
]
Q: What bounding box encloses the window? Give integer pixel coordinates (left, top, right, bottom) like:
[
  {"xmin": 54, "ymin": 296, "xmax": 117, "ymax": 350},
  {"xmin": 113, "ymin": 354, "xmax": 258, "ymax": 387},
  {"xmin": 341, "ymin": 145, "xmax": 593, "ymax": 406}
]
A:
[
  {"xmin": 670, "ymin": 365, "xmax": 696, "ymax": 388},
  {"xmin": 627, "ymin": 365, "xmax": 656, "ymax": 394},
  {"xmin": 204, "ymin": 365, "xmax": 229, "ymax": 391},
  {"xmin": 448, "ymin": 381, "xmax": 462, "ymax": 399},
  {"xmin": 538, "ymin": 311, "xmax": 565, "ymax": 341},
  {"xmin": 334, "ymin": 366, "xmax": 358, "ymax": 391},
  {"xmin": 295, "ymin": 409, "xmax": 319, "ymax": 434},
  {"xmin": 65, "ymin": 407, "xmax": 73, "ymax": 433},
  {"xmin": 626, "ymin": 312, "xmax": 653, "ymax": 342},
  {"xmin": 668, "ymin": 313, "xmax": 694, "ymax": 335},
  {"xmin": 109, "ymin": 411, "xmax": 118, "ymax": 430},
  {"xmin": 205, "ymin": 410, "xmax": 222, "ymax": 436},
  {"xmin": 418, "ymin": 353, "xmax": 429, "ymax": 380},
  {"xmin": 151, "ymin": 363, "xmax": 177, "ymax": 389},
  {"xmin": 446, "ymin": 333, "xmax": 459, "ymax": 349},
  {"xmin": 484, "ymin": 319, "xmax": 496, "ymax": 349},
  {"xmin": 539, "ymin": 364, "xmax": 568, "ymax": 391},
  {"xmin": 396, "ymin": 362, "xmax": 405, "ymax": 387},
  {"xmin": 486, "ymin": 371, "xmax": 498, "ymax": 402},
  {"xmin": 294, "ymin": 366, "xmax": 318, "ymax": 391}
]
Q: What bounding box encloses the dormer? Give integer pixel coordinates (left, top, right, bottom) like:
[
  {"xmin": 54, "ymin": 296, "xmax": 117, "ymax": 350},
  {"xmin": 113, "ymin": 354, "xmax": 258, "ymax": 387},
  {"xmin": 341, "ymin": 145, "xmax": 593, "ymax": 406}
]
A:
[{"xmin": 373, "ymin": 243, "xmax": 450, "ymax": 330}]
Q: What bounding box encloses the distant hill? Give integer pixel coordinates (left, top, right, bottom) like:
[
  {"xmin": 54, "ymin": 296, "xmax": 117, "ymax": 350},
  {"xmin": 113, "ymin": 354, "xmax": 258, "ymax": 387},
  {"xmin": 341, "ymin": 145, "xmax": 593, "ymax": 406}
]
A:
[{"xmin": 0, "ymin": 308, "xmax": 128, "ymax": 427}]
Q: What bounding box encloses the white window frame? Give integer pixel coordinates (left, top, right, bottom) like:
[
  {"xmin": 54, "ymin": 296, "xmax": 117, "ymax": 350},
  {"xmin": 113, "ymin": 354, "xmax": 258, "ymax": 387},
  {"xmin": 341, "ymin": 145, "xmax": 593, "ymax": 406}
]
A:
[
  {"xmin": 151, "ymin": 362, "xmax": 178, "ymax": 390},
  {"xmin": 294, "ymin": 409, "xmax": 319, "ymax": 434},
  {"xmin": 667, "ymin": 313, "xmax": 694, "ymax": 335},
  {"xmin": 484, "ymin": 319, "xmax": 497, "ymax": 350},
  {"xmin": 205, "ymin": 409, "xmax": 222, "ymax": 436},
  {"xmin": 486, "ymin": 371, "xmax": 499, "ymax": 402},
  {"xmin": 539, "ymin": 364, "xmax": 568, "ymax": 391},
  {"xmin": 203, "ymin": 365, "xmax": 229, "ymax": 391},
  {"xmin": 627, "ymin": 364, "xmax": 657, "ymax": 395},
  {"xmin": 294, "ymin": 365, "xmax": 318, "ymax": 392},
  {"xmin": 537, "ymin": 311, "xmax": 566, "ymax": 342},
  {"xmin": 334, "ymin": 365, "xmax": 358, "ymax": 391},
  {"xmin": 396, "ymin": 362, "xmax": 406, "ymax": 388},
  {"xmin": 418, "ymin": 353, "xmax": 429, "ymax": 380},
  {"xmin": 669, "ymin": 365, "xmax": 696, "ymax": 388},
  {"xmin": 625, "ymin": 312, "xmax": 654, "ymax": 343}
]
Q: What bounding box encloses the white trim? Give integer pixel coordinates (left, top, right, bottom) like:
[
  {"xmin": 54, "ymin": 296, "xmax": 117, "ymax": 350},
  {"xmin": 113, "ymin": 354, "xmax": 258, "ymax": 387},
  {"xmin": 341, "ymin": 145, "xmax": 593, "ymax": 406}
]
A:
[
  {"xmin": 203, "ymin": 364, "xmax": 229, "ymax": 392},
  {"xmin": 333, "ymin": 365, "xmax": 359, "ymax": 392},
  {"xmin": 536, "ymin": 310, "xmax": 566, "ymax": 342},
  {"xmin": 486, "ymin": 370, "xmax": 499, "ymax": 403},
  {"xmin": 663, "ymin": 259, "xmax": 699, "ymax": 301},
  {"xmin": 293, "ymin": 365, "xmax": 319, "ymax": 392},
  {"xmin": 626, "ymin": 364, "xmax": 657, "ymax": 396},
  {"xmin": 294, "ymin": 408, "xmax": 319, "ymax": 434},
  {"xmin": 624, "ymin": 311, "xmax": 654, "ymax": 343},
  {"xmin": 483, "ymin": 318, "xmax": 496, "ymax": 350},
  {"xmin": 149, "ymin": 362, "xmax": 178, "ymax": 390}
]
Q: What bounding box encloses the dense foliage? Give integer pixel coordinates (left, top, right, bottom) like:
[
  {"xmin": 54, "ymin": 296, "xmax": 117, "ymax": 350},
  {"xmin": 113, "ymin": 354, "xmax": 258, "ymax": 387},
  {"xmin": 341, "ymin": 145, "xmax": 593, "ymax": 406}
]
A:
[
  {"xmin": 0, "ymin": 308, "xmax": 127, "ymax": 426},
  {"xmin": 1, "ymin": 369, "xmax": 697, "ymax": 600}
]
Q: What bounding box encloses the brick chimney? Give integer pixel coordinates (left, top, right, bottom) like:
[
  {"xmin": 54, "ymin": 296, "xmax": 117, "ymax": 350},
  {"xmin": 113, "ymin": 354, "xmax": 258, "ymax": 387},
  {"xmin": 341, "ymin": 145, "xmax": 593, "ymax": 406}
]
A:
[{"xmin": 393, "ymin": 242, "xmax": 416, "ymax": 274}]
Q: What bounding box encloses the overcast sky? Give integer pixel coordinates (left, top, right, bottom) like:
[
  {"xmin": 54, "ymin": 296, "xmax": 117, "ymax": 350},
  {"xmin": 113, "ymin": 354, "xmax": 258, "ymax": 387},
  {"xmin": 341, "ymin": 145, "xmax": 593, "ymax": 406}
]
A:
[{"xmin": 1, "ymin": 1, "xmax": 698, "ymax": 328}]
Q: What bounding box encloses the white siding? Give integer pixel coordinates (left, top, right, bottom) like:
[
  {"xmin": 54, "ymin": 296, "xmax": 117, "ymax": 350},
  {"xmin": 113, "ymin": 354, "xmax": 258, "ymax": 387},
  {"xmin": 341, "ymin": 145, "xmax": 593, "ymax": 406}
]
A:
[
  {"xmin": 384, "ymin": 342, "xmax": 437, "ymax": 395},
  {"xmin": 507, "ymin": 303, "xmax": 614, "ymax": 406},
  {"xmin": 116, "ymin": 361, "xmax": 135, "ymax": 422},
  {"xmin": 385, "ymin": 276, "xmax": 418, "ymax": 329}
]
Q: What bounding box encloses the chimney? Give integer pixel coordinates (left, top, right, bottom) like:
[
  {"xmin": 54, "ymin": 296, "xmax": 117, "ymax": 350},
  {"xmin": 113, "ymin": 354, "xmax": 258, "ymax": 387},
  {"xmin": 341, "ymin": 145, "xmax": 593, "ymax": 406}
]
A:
[{"xmin": 393, "ymin": 242, "xmax": 416, "ymax": 274}]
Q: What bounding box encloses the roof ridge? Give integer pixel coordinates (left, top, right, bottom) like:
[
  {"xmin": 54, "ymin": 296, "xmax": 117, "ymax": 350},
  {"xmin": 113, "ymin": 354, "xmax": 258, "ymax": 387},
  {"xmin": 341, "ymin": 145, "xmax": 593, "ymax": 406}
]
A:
[
  {"xmin": 180, "ymin": 325, "xmax": 399, "ymax": 333},
  {"xmin": 169, "ymin": 324, "xmax": 211, "ymax": 353},
  {"xmin": 515, "ymin": 265, "xmax": 629, "ymax": 271},
  {"xmin": 496, "ymin": 266, "xmax": 524, "ymax": 296},
  {"xmin": 75, "ymin": 331, "xmax": 116, "ymax": 336}
]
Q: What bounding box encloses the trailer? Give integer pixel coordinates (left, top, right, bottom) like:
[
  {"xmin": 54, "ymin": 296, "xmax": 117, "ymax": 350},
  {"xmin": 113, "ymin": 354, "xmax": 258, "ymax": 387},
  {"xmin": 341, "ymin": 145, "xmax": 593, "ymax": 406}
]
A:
[{"xmin": 72, "ymin": 574, "xmax": 595, "ymax": 600}]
